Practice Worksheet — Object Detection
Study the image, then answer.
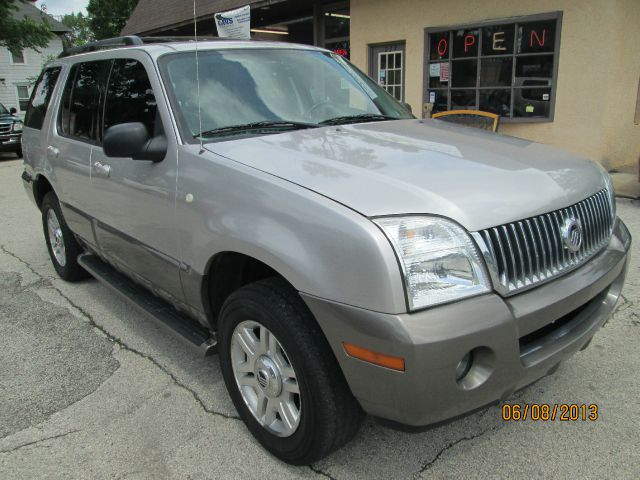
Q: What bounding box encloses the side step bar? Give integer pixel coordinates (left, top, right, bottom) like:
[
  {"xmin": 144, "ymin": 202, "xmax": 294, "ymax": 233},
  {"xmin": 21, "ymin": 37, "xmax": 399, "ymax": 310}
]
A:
[{"xmin": 78, "ymin": 253, "xmax": 216, "ymax": 356}]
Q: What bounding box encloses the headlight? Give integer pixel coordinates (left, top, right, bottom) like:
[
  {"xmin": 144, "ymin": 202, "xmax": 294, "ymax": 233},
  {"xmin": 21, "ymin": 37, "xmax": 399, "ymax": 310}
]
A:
[
  {"xmin": 374, "ymin": 216, "xmax": 491, "ymax": 311},
  {"xmin": 11, "ymin": 121, "xmax": 23, "ymax": 133},
  {"xmin": 604, "ymin": 172, "xmax": 616, "ymax": 220}
]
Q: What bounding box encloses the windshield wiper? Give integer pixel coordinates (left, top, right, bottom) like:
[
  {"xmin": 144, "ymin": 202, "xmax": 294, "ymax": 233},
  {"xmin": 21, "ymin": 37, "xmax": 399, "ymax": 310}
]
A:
[
  {"xmin": 196, "ymin": 120, "xmax": 318, "ymax": 138},
  {"xmin": 319, "ymin": 113, "xmax": 396, "ymax": 126}
]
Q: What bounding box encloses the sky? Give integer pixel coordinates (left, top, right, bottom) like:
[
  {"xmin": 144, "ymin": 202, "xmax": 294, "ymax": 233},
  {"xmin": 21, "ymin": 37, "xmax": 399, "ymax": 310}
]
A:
[{"xmin": 36, "ymin": 0, "xmax": 89, "ymax": 17}]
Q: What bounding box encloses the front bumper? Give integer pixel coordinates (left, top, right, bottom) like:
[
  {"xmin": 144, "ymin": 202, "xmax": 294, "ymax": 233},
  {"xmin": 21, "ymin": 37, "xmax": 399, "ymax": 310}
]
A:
[
  {"xmin": 302, "ymin": 218, "xmax": 631, "ymax": 427},
  {"xmin": 0, "ymin": 134, "xmax": 22, "ymax": 152}
]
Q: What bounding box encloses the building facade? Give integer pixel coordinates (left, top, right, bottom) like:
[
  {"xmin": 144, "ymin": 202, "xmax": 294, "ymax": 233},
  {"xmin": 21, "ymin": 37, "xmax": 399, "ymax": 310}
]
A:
[
  {"xmin": 351, "ymin": 0, "xmax": 639, "ymax": 171},
  {"xmin": 0, "ymin": 1, "xmax": 69, "ymax": 117},
  {"xmin": 123, "ymin": 0, "xmax": 639, "ymax": 171}
]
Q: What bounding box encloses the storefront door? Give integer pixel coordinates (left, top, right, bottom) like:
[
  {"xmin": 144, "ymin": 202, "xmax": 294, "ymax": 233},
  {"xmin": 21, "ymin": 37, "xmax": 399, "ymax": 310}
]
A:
[{"xmin": 369, "ymin": 42, "xmax": 406, "ymax": 102}]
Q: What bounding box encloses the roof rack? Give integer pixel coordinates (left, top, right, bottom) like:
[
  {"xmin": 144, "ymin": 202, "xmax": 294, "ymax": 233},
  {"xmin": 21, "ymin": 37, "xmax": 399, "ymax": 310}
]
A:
[
  {"xmin": 59, "ymin": 36, "xmax": 143, "ymax": 57},
  {"xmin": 59, "ymin": 35, "xmax": 233, "ymax": 58}
]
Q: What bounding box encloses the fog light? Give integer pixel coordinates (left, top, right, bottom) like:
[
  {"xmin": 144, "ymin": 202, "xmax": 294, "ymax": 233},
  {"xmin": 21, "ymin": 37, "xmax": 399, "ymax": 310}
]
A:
[{"xmin": 455, "ymin": 352, "xmax": 473, "ymax": 381}]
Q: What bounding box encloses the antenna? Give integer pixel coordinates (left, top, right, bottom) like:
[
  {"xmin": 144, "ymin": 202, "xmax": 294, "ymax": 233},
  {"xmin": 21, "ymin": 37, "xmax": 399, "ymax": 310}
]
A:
[{"xmin": 193, "ymin": 0, "xmax": 204, "ymax": 154}]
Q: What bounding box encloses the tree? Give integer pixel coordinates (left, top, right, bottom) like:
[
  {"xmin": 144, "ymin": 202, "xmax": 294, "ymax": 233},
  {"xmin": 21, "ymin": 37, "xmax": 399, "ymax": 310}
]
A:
[
  {"xmin": 87, "ymin": 0, "xmax": 138, "ymax": 40},
  {"xmin": 61, "ymin": 12, "xmax": 94, "ymax": 47},
  {"xmin": 0, "ymin": 0, "xmax": 53, "ymax": 54}
]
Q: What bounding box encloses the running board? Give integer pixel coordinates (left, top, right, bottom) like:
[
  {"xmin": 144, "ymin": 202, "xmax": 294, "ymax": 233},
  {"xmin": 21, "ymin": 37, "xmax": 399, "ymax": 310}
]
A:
[{"xmin": 78, "ymin": 253, "xmax": 217, "ymax": 356}]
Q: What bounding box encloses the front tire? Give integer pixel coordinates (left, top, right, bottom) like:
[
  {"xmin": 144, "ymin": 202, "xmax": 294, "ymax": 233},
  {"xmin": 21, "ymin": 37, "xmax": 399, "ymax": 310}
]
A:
[
  {"xmin": 41, "ymin": 191, "xmax": 88, "ymax": 281},
  {"xmin": 219, "ymin": 278, "xmax": 363, "ymax": 464}
]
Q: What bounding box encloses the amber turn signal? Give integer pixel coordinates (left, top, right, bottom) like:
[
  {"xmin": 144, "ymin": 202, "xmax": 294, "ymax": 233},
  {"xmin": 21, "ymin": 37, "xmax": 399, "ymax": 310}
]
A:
[{"xmin": 342, "ymin": 342, "xmax": 405, "ymax": 371}]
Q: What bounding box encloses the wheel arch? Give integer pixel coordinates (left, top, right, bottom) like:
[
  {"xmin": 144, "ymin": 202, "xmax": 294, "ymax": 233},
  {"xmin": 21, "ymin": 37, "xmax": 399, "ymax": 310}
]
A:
[
  {"xmin": 33, "ymin": 174, "xmax": 56, "ymax": 210},
  {"xmin": 202, "ymin": 250, "xmax": 296, "ymax": 330}
]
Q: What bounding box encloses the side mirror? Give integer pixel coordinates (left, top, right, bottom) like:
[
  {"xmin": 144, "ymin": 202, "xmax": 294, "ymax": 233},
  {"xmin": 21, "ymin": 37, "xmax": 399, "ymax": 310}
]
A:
[
  {"xmin": 401, "ymin": 102, "xmax": 413, "ymax": 114},
  {"xmin": 103, "ymin": 122, "xmax": 167, "ymax": 162},
  {"xmin": 9, "ymin": 107, "xmax": 17, "ymax": 115}
]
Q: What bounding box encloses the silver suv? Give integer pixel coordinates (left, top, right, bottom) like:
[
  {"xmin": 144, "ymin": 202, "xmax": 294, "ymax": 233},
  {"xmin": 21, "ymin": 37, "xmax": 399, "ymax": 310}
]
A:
[{"xmin": 21, "ymin": 37, "xmax": 631, "ymax": 464}]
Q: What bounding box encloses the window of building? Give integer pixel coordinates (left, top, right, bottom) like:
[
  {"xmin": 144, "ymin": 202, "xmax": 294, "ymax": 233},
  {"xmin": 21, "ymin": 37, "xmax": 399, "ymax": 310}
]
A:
[
  {"xmin": 321, "ymin": 3, "xmax": 350, "ymax": 59},
  {"xmin": 378, "ymin": 51, "xmax": 403, "ymax": 101},
  {"xmin": 59, "ymin": 60, "xmax": 111, "ymax": 143},
  {"xmin": 103, "ymin": 59, "xmax": 158, "ymax": 137},
  {"xmin": 25, "ymin": 67, "xmax": 62, "ymax": 130},
  {"xmin": 11, "ymin": 50, "xmax": 25, "ymax": 64},
  {"xmin": 16, "ymin": 85, "xmax": 31, "ymax": 112},
  {"xmin": 369, "ymin": 42, "xmax": 406, "ymax": 102},
  {"xmin": 425, "ymin": 12, "xmax": 562, "ymax": 121}
]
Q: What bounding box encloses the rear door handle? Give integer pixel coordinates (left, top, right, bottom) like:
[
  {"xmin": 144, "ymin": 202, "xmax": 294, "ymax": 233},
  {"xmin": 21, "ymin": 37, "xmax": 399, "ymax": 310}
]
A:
[
  {"xmin": 94, "ymin": 161, "xmax": 111, "ymax": 178},
  {"xmin": 47, "ymin": 146, "xmax": 60, "ymax": 158}
]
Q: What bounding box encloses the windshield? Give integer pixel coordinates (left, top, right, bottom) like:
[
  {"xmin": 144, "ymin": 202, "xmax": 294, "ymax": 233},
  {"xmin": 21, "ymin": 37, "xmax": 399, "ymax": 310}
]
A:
[
  {"xmin": 0, "ymin": 103, "xmax": 8, "ymax": 115},
  {"xmin": 160, "ymin": 48, "xmax": 413, "ymax": 141}
]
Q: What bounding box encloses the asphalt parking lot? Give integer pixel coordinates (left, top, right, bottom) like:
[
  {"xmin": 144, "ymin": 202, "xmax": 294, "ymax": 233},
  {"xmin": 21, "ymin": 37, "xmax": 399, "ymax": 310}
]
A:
[{"xmin": 1, "ymin": 154, "xmax": 639, "ymax": 479}]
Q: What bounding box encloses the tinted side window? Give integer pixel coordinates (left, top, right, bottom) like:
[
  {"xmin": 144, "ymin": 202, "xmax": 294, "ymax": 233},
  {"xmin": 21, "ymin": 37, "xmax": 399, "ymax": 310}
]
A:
[
  {"xmin": 59, "ymin": 61, "xmax": 110, "ymax": 142},
  {"xmin": 104, "ymin": 59, "xmax": 157, "ymax": 136},
  {"xmin": 25, "ymin": 67, "xmax": 62, "ymax": 130}
]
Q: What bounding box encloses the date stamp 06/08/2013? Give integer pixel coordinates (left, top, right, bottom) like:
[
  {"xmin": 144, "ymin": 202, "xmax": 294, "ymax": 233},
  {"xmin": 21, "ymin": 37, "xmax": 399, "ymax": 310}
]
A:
[{"xmin": 501, "ymin": 403, "xmax": 599, "ymax": 422}]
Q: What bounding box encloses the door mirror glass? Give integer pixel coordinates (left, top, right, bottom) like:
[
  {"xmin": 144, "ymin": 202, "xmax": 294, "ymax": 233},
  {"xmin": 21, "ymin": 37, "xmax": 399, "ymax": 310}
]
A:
[{"xmin": 103, "ymin": 122, "xmax": 166, "ymax": 162}]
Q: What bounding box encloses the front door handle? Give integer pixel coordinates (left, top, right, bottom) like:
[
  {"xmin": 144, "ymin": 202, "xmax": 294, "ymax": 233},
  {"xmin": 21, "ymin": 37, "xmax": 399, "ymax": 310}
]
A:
[
  {"xmin": 47, "ymin": 145, "xmax": 60, "ymax": 158},
  {"xmin": 94, "ymin": 161, "xmax": 111, "ymax": 178}
]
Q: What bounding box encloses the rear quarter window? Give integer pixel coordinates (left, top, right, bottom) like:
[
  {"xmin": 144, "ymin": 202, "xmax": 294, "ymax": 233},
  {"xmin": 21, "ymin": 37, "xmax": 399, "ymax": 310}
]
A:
[{"xmin": 24, "ymin": 67, "xmax": 62, "ymax": 130}]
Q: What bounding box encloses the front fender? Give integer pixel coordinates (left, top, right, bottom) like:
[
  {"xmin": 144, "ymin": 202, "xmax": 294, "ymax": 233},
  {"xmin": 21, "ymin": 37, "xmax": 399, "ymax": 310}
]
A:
[{"xmin": 177, "ymin": 147, "xmax": 407, "ymax": 315}]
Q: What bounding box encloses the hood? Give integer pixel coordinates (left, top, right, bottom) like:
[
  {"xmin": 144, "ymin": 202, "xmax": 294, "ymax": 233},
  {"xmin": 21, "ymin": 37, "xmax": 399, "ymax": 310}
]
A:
[
  {"xmin": 0, "ymin": 114, "xmax": 15, "ymax": 123},
  {"xmin": 206, "ymin": 119, "xmax": 607, "ymax": 231}
]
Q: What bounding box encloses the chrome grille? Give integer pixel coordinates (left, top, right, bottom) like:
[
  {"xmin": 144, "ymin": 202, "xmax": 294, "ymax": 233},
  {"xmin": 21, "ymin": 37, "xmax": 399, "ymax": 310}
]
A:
[
  {"xmin": 474, "ymin": 190, "xmax": 614, "ymax": 295},
  {"xmin": 0, "ymin": 124, "xmax": 11, "ymax": 134}
]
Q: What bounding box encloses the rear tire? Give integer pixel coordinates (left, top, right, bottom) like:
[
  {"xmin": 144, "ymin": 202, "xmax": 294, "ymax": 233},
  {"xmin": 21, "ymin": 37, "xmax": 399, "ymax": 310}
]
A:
[
  {"xmin": 41, "ymin": 191, "xmax": 88, "ymax": 281},
  {"xmin": 218, "ymin": 277, "xmax": 363, "ymax": 464}
]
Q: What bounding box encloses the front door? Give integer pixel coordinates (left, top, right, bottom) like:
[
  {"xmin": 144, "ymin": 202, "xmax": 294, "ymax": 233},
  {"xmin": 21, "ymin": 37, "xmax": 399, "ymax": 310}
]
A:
[{"xmin": 86, "ymin": 54, "xmax": 183, "ymax": 303}]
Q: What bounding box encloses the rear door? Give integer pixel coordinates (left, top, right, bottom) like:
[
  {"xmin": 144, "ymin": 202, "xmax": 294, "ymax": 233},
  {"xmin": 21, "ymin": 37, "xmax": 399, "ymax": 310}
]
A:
[
  {"xmin": 86, "ymin": 53, "xmax": 183, "ymax": 303},
  {"xmin": 47, "ymin": 60, "xmax": 111, "ymax": 246}
]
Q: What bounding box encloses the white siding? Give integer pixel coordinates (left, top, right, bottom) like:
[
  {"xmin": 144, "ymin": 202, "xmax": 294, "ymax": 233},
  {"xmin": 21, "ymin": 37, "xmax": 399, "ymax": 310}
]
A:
[{"xmin": 0, "ymin": 36, "xmax": 64, "ymax": 118}]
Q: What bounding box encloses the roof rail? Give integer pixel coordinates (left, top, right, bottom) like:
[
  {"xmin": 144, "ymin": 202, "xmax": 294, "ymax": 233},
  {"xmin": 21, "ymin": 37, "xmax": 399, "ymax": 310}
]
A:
[
  {"xmin": 58, "ymin": 35, "xmax": 244, "ymax": 58},
  {"xmin": 138, "ymin": 36, "xmax": 222, "ymax": 43},
  {"xmin": 59, "ymin": 35, "xmax": 144, "ymax": 58}
]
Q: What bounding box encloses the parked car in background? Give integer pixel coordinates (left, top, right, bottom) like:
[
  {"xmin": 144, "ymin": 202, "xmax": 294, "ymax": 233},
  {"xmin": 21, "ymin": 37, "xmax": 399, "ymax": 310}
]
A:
[
  {"xmin": 21, "ymin": 37, "xmax": 631, "ymax": 464},
  {"xmin": 0, "ymin": 103, "xmax": 23, "ymax": 157}
]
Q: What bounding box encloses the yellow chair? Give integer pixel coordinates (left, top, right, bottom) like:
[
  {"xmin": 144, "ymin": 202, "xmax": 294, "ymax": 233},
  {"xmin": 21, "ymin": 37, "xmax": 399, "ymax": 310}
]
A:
[{"xmin": 431, "ymin": 109, "xmax": 500, "ymax": 133}]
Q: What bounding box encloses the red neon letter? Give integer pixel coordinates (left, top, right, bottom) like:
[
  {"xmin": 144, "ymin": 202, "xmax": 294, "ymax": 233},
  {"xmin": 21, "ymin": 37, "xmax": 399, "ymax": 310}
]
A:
[
  {"xmin": 530, "ymin": 28, "xmax": 546, "ymax": 48},
  {"xmin": 464, "ymin": 34, "xmax": 476, "ymax": 53},
  {"xmin": 437, "ymin": 37, "xmax": 448, "ymax": 57}
]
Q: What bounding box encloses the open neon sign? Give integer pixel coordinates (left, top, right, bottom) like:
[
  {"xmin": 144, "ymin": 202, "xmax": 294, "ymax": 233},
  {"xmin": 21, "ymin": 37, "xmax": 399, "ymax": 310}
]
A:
[{"xmin": 431, "ymin": 22, "xmax": 552, "ymax": 59}]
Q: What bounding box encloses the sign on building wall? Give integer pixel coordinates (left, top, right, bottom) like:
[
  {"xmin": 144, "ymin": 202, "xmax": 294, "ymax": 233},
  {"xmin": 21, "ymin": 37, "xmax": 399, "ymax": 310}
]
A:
[
  {"xmin": 215, "ymin": 5, "xmax": 251, "ymax": 39},
  {"xmin": 425, "ymin": 12, "xmax": 562, "ymax": 120}
]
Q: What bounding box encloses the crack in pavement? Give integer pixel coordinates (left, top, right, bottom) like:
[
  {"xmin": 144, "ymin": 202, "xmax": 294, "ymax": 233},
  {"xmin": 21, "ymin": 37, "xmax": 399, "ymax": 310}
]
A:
[
  {"xmin": 308, "ymin": 465, "xmax": 339, "ymax": 480},
  {"xmin": 0, "ymin": 244, "xmax": 57, "ymax": 283},
  {"xmin": 611, "ymin": 294, "xmax": 636, "ymax": 323},
  {"xmin": 414, "ymin": 425, "xmax": 500, "ymax": 478},
  {"xmin": 0, "ymin": 244, "xmax": 240, "ymax": 422},
  {"xmin": 2, "ymin": 245, "xmax": 342, "ymax": 476},
  {"xmin": 0, "ymin": 430, "xmax": 80, "ymax": 455}
]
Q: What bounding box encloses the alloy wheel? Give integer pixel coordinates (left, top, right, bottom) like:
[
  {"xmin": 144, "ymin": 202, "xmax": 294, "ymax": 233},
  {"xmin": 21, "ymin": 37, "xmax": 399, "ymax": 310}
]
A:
[{"xmin": 230, "ymin": 320, "xmax": 301, "ymax": 437}]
